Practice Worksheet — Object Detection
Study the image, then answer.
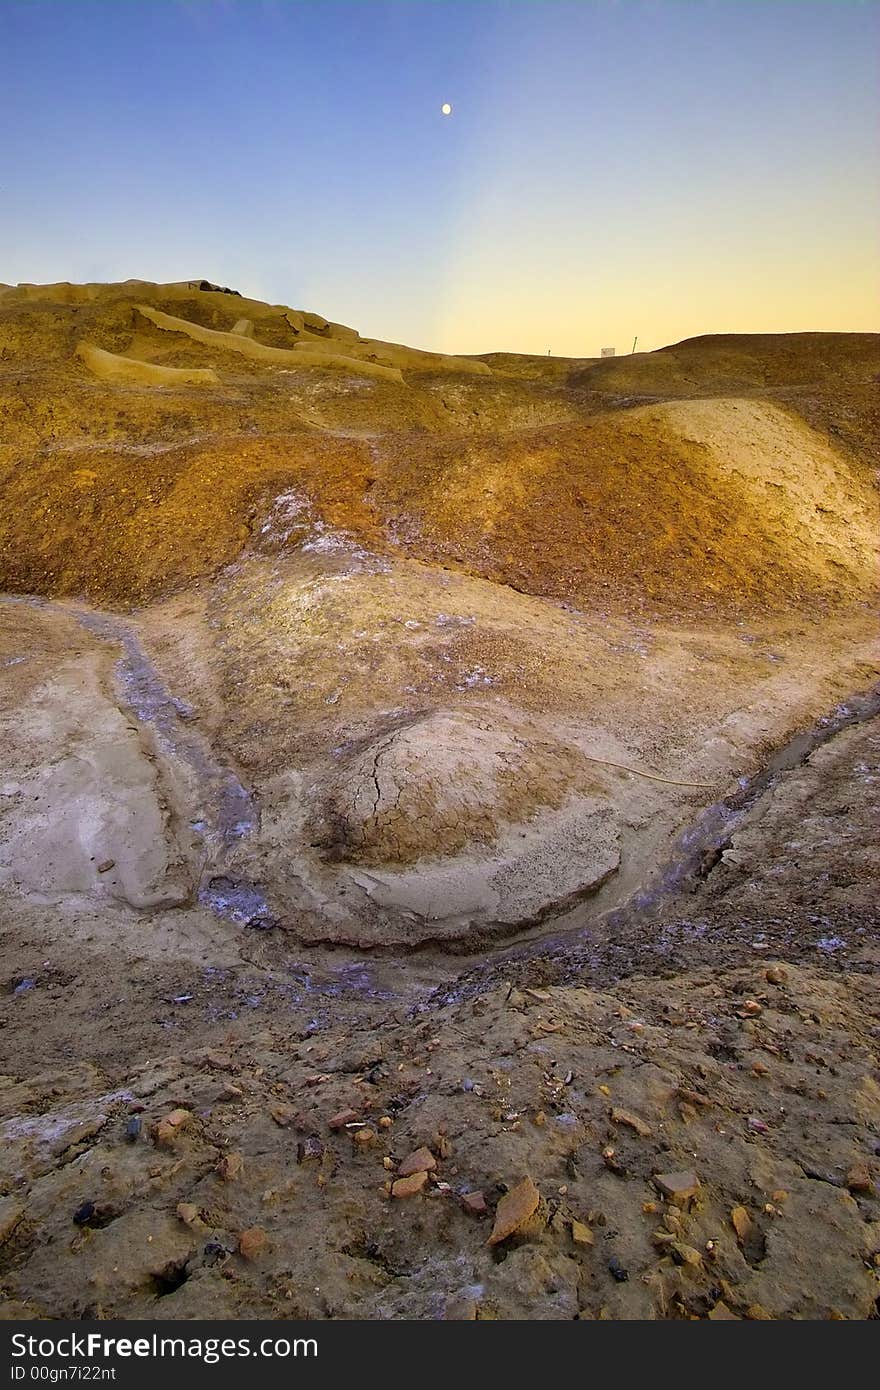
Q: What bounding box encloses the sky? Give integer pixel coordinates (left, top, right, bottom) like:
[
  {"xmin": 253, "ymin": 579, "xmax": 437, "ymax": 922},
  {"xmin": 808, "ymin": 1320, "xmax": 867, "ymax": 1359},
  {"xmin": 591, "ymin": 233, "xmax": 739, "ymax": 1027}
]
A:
[{"xmin": 1, "ymin": 0, "xmax": 877, "ymax": 355}]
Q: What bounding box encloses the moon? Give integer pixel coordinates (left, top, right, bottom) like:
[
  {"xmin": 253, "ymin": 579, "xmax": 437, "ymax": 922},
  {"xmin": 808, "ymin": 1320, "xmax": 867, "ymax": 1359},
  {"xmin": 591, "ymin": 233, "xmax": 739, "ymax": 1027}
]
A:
[{"xmin": 441, "ymin": 102, "xmax": 452, "ymax": 116}]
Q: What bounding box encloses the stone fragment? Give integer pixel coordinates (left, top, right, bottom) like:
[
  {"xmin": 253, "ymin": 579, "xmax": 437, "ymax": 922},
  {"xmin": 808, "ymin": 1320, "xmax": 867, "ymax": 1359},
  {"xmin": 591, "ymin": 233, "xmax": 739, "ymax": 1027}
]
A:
[
  {"xmin": 846, "ymin": 1164, "xmax": 874, "ymax": 1194},
  {"xmin": 216, "ymin": 1152, "xmax": 244, "ymax": 1182},
  {"xmin": 154, "ymin": 1108, "xmax": 192, "ymax": 1146},
  {"xmin": 676, "ymin": 1087, "xmax": 712, "ymax": 1108},
  {"xmin": 737, "ymin": 1000, "xmax": 763, "ymax": 1017},
  {"xmin": 709, "ymin": 1301, "xmax": 739, "ymax": 1319},
  {"xmin": 175, "ymin": 1202, "xmax": 203, "ymax": 1228},
  {"xmin": 487, "ymin": 1175, "xmax": 541, "ymax": 1246},
  {"xmin": 571, "ymin": 1219, "xmax": 594, "ymax": 1247},
  {"xmin": 328, "ymin": 1109, "xmax": 359, "ymax": 1131},
  {"xmin": 610, "ymin": 1107, "xmax": 652, "ymax": 1137},
  {"xmin": 730, "ymin": 1205, "xmax": 753, "ymax": 1242},
  {"xmin": 238, "ymin": 1227, "xmax": 269, "ymax": 1260},
  {"xmin": 652, "ymin": 1170, "xmax": 700, "ymax": 1206},
  {"xmin": 352, "ymin": 1126, "xmax": 376, "ymax": 1146},
  {"xmin": 391, "ymin": 1171, "xmax": 429, "ymax": 1198},
  {"xmin": 672, "ymin": 1242, "xmax": 703, "ymax": 1268},
  {"xmin": 397, "ymin": 1146, "xmax": 437, "ymax": 1177},
  {"xmin": 461, "ymin": 1190, "xmax": 487, "ymax": 1216}
]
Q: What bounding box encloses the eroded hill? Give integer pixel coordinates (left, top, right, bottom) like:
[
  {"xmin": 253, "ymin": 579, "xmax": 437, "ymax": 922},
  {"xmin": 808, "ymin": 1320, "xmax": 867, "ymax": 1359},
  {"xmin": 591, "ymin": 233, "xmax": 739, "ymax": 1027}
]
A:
[
  {"xmin": 0, "ymin": 280, "xmax": 877, "ymax": 946},
  {"xmin": 1, "ymin": 281, "xmax": 879, "ymax": 1320}
]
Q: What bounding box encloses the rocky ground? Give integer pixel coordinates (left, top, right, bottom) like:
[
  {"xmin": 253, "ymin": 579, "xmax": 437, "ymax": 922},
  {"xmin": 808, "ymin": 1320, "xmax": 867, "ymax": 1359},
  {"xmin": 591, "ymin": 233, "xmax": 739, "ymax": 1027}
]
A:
[{"xmin": 0, "ymin": 283, "xmax": 877, "ymax": 1318}]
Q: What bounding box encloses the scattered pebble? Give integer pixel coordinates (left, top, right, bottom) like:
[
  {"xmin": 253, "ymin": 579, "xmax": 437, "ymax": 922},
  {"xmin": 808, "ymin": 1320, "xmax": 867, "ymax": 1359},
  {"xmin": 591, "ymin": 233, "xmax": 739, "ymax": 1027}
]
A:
[{"xmin": 238, "ymin": 1227, "xmax": 269, "ymax": 1261}]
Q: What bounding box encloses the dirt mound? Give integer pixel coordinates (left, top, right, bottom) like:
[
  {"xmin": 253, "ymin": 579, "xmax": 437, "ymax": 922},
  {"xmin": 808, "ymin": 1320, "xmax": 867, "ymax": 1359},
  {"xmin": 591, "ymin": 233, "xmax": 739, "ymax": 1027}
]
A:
[
  {"xmin": 309, "ymin": 710, "xmax": 598, "ymax": 866},
  {"xmin": 571, "ymin": 331, "xmax": 880, "ymax": 395},
  {"xmin": 0, "ymin": 282, "xmax": 876, "ymax": 615},
  {"xmin": 372, "ymin": 398, "xmax": 878, "ymax": 612}
]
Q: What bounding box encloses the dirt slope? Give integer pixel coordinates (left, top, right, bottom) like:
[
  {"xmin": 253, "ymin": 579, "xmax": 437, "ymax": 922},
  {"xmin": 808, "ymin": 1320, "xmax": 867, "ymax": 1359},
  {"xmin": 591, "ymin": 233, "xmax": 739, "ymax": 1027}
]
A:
[{"xmin": 1, "ymin": 283, "xmax": 877, "ymax": 614}]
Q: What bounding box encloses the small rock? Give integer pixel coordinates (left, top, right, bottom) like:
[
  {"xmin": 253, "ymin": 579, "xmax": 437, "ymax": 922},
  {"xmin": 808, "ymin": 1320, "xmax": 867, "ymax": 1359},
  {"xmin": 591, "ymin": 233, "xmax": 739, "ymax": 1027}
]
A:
[
  {"xmin": 676, "ymin": 1087, "xmax": 712, "ymax": 1108},
  {"xmin": 747, "ymin": 1115, "xmax": 769, "ymax": 1135},
  {"xmin": 238, "ymin": 1227, "xmax": 269, "ymax": 1261},
  {"xmin": 175, "ymin": 1202, "xmax": 203, "ymax": 1228},
  {"xmin": 96, "ymin": 860, "xmax": 115, "ymax": 874},
  {"xmin": 652, "ymin": 1229, "xmax": 677, "ymax": 1249},
  {"xmin": 352, "ymin": 1126, "xmax": 376, "ymax": 1147},
  {"xmin": 124, "ymin": 1116, "xmax": 142, "ymax": 1142},
  {"xmin": 765, "ymin": 965, "xmax": 788, "ymax": 986},
  {"xmin": 730, "ymin": 1205, "xmax": 753, "ymax": 1242},
  {"xmin": 216, "ymin": 1152, "xmax": 244, "ymax": 1182},
  {"xmin": 328, "ymin": 1109, "xmax": 359, "ymax": 1131},
  {"xmin": 297, "ymin": 1136, "xmax": 324, "ymax": 1163},
  {"xmin": 652, "ymin": 1170, "xmax": 700, "ymax": 1206},
  {"xmin": 610, "ymin": 1106, "xmax": 652, "ymax": 1138},
  {"xmin": 391, "ymin": 1171, "xmax": 429, "ymax": 1198},
  {"xmin": 487, "ymin": 1175, "xmax": 542, "ymax": 1246},
  {"xmin": 378, "ymin": 1115, "xmax": 393, "ymax": 1129},
  {"xmin": 602, "ymin": 1146, "xmax": 626, "ymax": 1175},
  {"xmin": 846, "ymin": 1163, "xmax": 874, "ymax": 1194},
  {"xmin": 461, "ymin": 1190, "xmax": 487, "ymax": 1216},
  {"xmin": 72, "ymin": 1201, "xmax": 96, "ymax": 1227},
  {"xmin": 397, "ymin": 1146, "xmax": 437, "ymax": 1178},
  {"xmin": 154, "ymin": 1108, "xmax": 192, "ymax": 1146},
  {"xmin": 608, "ymin": 1255, "xmax": 629, "ymax": 1282},
  {"xmin": 709, "ymin": 1300, "xmax": 739, "ymax": 1320},
  {"xmin": 672, "ymin": 1242, "xmax": 703, "ymax": 1268},
  {"xmin": 270, "ymin": 1104, "xmax": 296, "ymax": 1128},
  {"xmin": 571, "ymin": 1219, "xmax": 594, "ymax": 1247}
]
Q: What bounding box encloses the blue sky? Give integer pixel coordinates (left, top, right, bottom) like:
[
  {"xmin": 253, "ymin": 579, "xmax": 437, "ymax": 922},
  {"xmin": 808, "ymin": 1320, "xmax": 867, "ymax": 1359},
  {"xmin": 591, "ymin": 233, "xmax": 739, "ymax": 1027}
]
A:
[{"xmin": 2, "ymin": 0, "xmax": 877, "ymax": 353}]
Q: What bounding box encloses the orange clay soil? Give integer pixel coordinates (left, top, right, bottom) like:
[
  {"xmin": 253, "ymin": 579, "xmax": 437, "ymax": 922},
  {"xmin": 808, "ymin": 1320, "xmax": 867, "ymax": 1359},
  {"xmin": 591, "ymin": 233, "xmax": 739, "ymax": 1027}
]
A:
[{"xmin": 1, "ymin": 282, "xmax": 877, "ymax": 618}]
